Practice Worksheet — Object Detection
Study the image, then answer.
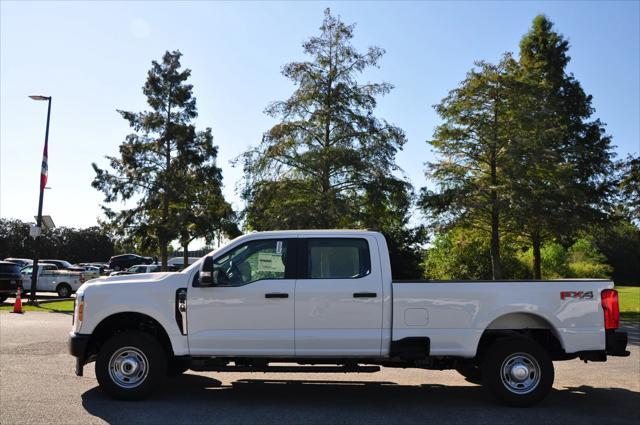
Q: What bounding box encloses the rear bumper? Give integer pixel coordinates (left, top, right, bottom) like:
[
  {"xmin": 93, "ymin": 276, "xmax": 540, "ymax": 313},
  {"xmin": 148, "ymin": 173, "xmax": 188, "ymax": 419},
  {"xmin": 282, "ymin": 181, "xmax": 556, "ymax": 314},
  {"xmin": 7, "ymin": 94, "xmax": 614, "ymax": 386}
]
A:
[
  {"xmin": 606, "ymin": 330, "xmax": 630, "ymax": 357},
  {"xmin": 68, "ymin": 332, "xmax": 91, "ymax": 376}
]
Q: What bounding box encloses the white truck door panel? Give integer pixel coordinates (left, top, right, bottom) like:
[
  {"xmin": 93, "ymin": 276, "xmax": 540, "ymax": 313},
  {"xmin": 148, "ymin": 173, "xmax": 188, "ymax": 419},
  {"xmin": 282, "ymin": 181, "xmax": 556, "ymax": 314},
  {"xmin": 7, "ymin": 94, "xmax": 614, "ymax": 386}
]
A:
[
  {"xmin": 295, "ymin": 237, "xmax": 383, "ymax": 356},
  {"xmin": 187, "ymin": 238, "xmax": 295, "ymax": 356},
  {"xmin": 187, "ymin": 280, "xmax": 294, "ymax": 356}
]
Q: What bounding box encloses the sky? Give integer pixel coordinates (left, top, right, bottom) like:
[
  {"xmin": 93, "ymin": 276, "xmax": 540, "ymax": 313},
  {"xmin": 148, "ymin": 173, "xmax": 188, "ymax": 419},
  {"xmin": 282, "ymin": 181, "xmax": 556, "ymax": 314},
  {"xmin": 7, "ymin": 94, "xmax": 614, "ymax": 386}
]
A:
[{"xmin": 1, "ymin": 1, "xmax": 639, "ymax": 236}]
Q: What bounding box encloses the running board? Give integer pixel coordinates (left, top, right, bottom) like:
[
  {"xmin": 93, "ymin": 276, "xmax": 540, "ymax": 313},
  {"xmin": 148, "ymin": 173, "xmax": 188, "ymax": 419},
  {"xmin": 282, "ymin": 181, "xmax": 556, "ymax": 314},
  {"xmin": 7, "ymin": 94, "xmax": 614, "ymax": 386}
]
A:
[{"xmin": 190, "ymin": 362, "xmax": 381, "ymax": 373}]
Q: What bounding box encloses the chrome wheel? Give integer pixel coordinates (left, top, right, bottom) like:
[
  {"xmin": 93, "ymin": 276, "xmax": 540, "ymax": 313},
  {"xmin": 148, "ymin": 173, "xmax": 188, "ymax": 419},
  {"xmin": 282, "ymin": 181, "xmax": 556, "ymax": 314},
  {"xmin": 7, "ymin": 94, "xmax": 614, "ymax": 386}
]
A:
[
  {"xmin": 500, "ymin": 352, "xmax": 541, "ymax": 395},
  {"xmin": 108, "ymin": 346, "xmax": 149, "ymax": 389}
]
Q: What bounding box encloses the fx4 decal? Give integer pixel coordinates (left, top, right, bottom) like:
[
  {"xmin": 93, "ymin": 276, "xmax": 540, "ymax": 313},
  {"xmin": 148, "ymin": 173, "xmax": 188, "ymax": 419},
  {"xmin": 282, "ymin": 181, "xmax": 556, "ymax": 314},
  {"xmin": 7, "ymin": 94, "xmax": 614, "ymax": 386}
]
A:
[{"xmin": 560, "ymin": 291, "xmax": 594, "ymax": 300}]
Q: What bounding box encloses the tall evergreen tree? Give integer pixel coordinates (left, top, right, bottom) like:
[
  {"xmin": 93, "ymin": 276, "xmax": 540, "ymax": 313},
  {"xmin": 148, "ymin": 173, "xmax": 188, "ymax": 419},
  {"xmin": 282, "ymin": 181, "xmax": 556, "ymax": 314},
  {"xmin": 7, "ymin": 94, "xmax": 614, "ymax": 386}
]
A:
[
  {"xmin": 506, "ymin": 15, "xmax": 615, "ymax": 278},
  {"xmin": 420, "ymin": 55, "xmax": 521, "ymax": 279},
  {"xmin": 172, "ymin": 128, "xmax": 240, "ymax": 267},
  {"xmin": 239, "ymin": 9, "xmax": 423, "ymax": 276},
  {"xmin": 92, "ymin": 51, "xmax": 234, "ymax": 268}
]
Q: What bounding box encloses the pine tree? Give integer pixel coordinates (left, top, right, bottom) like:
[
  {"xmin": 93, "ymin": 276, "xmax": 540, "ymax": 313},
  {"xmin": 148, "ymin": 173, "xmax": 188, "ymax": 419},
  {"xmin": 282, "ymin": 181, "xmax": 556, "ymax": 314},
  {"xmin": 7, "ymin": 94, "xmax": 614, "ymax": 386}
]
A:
[
  {"xmin": 421, "ymin": 55, "xmax": 521, "ymax": 279},
  {"xmin": 238, "ymin": 9, "xmax": 424, "ymax": 276},
  {"xmin": 92, "ymin": 51, "xmax": 235, "ymax": 268},
  {"xmin": 506, "ymin": 15, "xmax": 616, "ymax": 278}
]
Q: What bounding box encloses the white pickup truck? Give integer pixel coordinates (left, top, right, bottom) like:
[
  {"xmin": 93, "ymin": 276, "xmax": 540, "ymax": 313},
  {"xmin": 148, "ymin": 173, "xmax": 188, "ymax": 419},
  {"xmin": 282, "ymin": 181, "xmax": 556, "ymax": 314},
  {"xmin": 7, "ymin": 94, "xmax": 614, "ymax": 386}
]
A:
[
  {"xmin": 21, "ymin": 263, "xmax": 85, "ymax": 298},
  {"xmin": 68, "ymin": 230, "xmax": 629, "ymax": 406}
]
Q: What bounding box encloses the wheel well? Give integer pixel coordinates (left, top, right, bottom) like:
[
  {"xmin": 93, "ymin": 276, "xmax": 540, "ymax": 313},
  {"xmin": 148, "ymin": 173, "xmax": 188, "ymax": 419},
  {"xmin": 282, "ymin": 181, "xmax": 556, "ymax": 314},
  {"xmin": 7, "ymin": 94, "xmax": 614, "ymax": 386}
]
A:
[
  {"xmin": 86, "ymin": 312, "xmax": 173, "ymax": 363},
  {"xmin": 477, "ymin": 313, "xmax": 565, "ymax": 361},
  {"xmin": 56, "ymin": 282, "xmax": 71, "ymax": 289}
]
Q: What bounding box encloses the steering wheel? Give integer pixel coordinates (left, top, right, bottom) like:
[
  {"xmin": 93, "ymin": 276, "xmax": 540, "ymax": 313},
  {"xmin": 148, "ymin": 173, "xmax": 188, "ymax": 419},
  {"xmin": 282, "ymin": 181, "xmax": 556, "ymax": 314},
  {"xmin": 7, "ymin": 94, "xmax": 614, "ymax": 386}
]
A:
[{"xmin": 226, "ymin": 261, "xmax": 243, "ymax": 283}]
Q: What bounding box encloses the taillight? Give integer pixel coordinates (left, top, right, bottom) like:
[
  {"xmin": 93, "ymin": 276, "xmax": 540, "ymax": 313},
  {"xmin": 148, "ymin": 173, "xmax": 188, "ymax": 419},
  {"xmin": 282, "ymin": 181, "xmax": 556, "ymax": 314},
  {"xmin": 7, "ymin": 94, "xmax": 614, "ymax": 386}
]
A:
[{"xmin": 601, "ymin": 289, "xmax": 620, "ymax": 330}]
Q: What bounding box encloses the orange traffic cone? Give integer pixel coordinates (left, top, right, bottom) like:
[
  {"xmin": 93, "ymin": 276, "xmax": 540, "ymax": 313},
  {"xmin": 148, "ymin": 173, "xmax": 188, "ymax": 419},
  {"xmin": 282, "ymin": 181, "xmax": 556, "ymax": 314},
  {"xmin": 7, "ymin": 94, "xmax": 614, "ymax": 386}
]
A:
[{"xmin": 11, "ymin": 287, "xmax": 23, "ymax": 314}]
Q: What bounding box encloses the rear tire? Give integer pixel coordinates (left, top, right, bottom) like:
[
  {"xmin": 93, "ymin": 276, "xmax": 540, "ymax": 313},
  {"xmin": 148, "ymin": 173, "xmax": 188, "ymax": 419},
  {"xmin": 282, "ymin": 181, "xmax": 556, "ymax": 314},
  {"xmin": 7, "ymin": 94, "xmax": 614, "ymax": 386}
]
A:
[
  {"xmin": 481, "ymin": 336, "xmax": 554, "ymax": 407},
  {"xmin": 95, "ymin": 331, "xmax": 167, "ymax": 400},
  {"xmin": 56, "ymin": 283, "xmax": 72, "ymax": 298}
]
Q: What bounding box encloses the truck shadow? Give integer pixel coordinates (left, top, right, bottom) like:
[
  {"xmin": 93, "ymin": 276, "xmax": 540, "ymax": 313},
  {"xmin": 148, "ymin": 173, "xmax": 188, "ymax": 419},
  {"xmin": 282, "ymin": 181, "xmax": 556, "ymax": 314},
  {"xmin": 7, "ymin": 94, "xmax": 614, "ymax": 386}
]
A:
[{"xmin": 80, "ymin": 374, "xmax": 640, "ymax": 425}]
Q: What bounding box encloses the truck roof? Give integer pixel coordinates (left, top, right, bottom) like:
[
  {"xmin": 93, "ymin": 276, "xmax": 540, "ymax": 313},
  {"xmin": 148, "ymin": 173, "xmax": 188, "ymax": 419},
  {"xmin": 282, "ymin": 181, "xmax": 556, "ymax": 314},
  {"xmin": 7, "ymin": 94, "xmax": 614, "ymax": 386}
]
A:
[{"xmin": 246, "ymin": 229, "xmax": 381, "ymax": 236}]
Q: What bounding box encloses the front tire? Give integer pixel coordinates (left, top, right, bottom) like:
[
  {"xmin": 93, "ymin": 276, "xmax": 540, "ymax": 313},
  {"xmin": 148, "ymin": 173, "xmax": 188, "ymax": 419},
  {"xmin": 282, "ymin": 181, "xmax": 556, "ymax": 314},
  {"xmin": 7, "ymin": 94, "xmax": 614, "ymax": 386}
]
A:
[
  {"xmin": 95, "ymin": 331, "xmax": 167, "ymax": 400},
  {"xmin": 481, "ymin": 336, "xmax": 554, "ymax": 407}
]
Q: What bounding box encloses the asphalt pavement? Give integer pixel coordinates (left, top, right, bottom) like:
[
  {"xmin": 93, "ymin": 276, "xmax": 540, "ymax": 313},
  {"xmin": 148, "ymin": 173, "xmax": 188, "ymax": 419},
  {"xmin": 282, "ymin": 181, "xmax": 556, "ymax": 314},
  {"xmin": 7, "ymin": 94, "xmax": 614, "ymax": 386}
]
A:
[{"xmin": 1, "ymin": 311, "xmax": 638, "ymax": 425}]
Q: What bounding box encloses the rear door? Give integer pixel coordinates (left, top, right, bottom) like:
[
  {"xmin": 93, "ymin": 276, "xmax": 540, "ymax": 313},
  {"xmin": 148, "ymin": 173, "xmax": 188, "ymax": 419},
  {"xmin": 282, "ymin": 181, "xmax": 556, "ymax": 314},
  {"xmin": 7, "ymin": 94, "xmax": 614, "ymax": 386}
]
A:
[{"xmin": 294, "ymin": 236, "xmax": 383, "ymax": 356}]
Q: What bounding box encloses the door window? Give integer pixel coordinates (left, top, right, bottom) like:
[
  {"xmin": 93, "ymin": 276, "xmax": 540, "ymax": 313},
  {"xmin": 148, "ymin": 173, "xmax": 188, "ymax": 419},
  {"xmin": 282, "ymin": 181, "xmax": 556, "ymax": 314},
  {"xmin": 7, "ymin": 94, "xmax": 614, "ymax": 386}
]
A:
[
  {"xmin": 214, "ymin": 239, "xmax": 289, "ymax": 285},
  {"xmin": 307, "ymin": 238, "xmax": 371, "ymax": 279}
]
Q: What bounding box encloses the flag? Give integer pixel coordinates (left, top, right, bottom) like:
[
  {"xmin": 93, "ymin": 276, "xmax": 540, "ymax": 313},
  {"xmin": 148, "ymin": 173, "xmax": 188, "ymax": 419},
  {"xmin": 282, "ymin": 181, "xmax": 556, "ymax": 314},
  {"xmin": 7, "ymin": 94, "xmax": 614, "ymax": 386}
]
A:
[{"xmin": 40, "ymin": 139, "xmax": 48, "ymax": 191}]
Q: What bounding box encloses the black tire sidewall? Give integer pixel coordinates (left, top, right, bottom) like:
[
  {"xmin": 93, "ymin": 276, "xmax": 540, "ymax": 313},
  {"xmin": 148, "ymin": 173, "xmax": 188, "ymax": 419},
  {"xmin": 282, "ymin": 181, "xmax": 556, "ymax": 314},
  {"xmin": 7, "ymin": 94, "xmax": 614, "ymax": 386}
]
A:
[
  {"xmin": 481, "ymin": 336, "xmax": 554, "ymax": 407},
  {"xmin": 95, "ymin": 331, "xmax": 167, "ymax": 400},
  {"xmin": 57, "ymin": 284, "xmax": 71, "ymax": 298}
]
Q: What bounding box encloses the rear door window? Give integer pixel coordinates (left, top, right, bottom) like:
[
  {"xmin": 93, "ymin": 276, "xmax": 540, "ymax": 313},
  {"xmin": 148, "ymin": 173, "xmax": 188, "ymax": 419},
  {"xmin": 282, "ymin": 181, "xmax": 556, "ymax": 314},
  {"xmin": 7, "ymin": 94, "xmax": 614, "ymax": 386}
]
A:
[{"xmin": 307, "ymin": 238, "xmax": 371, "ymax": 279}]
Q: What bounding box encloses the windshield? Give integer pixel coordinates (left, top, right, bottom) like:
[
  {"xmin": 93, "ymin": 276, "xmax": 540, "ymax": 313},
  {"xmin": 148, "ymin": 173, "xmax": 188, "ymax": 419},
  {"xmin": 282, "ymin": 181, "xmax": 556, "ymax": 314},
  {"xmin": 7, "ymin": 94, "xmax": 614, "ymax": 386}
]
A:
[{"xmin": 182, "ymin": 235, "xmax": 247, "ymax": 275}]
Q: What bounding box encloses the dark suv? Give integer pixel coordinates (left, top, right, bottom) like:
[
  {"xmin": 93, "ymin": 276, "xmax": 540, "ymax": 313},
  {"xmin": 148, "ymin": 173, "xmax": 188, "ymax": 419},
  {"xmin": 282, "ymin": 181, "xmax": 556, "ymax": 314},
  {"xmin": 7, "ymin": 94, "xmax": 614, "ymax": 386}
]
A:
[
  {"xmin": 0, "ymin": 261, "xmax": 22, "ymax": 303},
  {"xmin": 41, "ymin": 259, "xmax": 84, "ymax": 272},
  {"xmin": 107, "ymin": 254, "xmax": 154, "ymax": 271}
]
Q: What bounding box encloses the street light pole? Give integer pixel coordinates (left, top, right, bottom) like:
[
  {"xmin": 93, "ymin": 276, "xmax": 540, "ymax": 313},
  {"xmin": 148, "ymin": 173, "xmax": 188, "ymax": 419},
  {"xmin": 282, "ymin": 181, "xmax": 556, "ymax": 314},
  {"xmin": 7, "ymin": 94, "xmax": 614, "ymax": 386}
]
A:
[{"xmin": 29, "ymin": 95, "xmax": 52, "ymax": 305}]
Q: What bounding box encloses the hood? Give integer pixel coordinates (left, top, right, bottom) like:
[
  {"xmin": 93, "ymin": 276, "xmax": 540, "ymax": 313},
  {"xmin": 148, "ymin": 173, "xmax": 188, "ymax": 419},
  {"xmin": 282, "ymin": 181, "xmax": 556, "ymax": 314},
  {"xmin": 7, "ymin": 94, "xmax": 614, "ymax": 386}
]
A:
[{"xmin": 83, "ymin": 272, "xmax": 174, "ymax": 287}]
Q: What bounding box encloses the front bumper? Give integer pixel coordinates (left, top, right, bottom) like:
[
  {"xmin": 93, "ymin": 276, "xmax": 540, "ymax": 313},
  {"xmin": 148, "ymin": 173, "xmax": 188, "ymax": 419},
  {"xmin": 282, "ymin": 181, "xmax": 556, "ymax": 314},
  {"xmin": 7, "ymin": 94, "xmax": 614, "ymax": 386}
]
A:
[
  {"xmin": 606, "ymin": 330, "xmax": 630, "ymax": 357},
  {"xmin": 68, "ymin": 332, "xmax": 91, "ymax": 376}
]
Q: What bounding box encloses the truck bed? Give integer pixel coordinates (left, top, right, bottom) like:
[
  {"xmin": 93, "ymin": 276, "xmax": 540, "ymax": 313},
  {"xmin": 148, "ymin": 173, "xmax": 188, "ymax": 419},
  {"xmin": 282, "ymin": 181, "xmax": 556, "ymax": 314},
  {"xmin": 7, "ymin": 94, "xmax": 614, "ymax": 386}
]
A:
[{"xmin": 391, "ymin": 279, "xmax": 613, "ymax": 357}]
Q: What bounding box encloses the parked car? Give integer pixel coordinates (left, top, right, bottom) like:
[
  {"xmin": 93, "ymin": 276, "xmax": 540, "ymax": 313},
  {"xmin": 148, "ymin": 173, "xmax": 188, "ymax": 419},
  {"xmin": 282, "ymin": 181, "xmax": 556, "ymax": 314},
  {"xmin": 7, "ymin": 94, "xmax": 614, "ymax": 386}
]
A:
[
  {"xmin": 78, "ymin": 263, "xmax": 109, "ymax": 275},
  {"xmin": 69, "ymin": 230, "xmax": 629, "ymax": 405},
  {"xmin": 80, "ymin": 265, "xmax": 101, "ymax": 280},
  {"xmin": 168, "ymin": 256, "xmax": 200, "ymax": 271},
  {"xmin": 110, "ymin": 264, "xmax": 162, "ymax": 276},
  {"xmin": 3, "ymin": 258, "xmax": 33, "ymax": 268},
  {"xmin": 21, "ymin": 263, "xmax": 85, "ymax": 298},
  {"xmin": 107, "ymin": 254, "xmax": 154, "ymax": 271},
  {"xmin": 42, "ymin": 259, "xmax": 84, "ymax": 272},
  {"xmin": 0, "ymin": 261, "xmax": 22, "ymax": 303}
]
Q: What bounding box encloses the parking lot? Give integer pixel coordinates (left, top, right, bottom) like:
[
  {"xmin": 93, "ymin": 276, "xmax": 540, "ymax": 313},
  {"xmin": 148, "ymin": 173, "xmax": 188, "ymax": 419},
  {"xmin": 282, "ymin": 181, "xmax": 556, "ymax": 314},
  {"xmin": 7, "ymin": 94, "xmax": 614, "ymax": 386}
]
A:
[{"xmin": 1, "ymin": 311, "xmax": 638, "ymax": 425}]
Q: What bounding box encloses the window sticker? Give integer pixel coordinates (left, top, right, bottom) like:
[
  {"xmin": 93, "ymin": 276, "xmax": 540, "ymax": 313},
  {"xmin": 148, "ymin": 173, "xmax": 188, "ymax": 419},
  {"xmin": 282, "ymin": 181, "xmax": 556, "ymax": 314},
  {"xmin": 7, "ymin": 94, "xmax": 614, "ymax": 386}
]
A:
[{"xmin": 276, "ymin": 240, "xmax": 283, "ymax": 254}]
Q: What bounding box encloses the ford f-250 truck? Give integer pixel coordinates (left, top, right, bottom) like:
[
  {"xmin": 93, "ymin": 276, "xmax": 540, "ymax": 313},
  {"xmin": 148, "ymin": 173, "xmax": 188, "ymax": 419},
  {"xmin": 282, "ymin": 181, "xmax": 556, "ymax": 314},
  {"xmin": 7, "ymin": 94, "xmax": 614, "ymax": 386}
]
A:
[{"xmin": 68, "ymin": 230, "xmax": 629, "ymax": 406}]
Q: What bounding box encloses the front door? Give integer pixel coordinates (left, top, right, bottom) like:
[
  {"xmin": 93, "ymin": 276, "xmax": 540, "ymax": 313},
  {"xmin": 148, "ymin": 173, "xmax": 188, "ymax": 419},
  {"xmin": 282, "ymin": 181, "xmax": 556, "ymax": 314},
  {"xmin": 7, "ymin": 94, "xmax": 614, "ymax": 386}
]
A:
[
  {"xmin": 187, "ymin": 238, "xmax": 296, "ymax": 356},
  {"xmin": 294, "ymin": 237, "xmax": 383, "ymax": 356}
]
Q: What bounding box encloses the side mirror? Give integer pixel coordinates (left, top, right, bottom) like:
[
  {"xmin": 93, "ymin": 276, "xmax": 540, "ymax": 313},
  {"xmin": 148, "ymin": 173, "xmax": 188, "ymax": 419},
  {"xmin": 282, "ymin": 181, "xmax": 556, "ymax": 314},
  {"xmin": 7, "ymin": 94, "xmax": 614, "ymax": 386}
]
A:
[{"xmin": 198, "ymin": 256, "xmax": 215, "ymax": 287}]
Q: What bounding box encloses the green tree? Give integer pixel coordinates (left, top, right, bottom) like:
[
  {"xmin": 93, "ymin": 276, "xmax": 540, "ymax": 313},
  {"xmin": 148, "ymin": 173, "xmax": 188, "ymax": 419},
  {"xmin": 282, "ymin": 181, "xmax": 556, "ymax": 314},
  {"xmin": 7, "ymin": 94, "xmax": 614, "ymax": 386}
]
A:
[
  {"xmin": 238, "ymin": 9, "xmax": 423, "ymax": 276},
  {"xmin": 423, "ymin": 226, "xmax": 529, "ymax": 280},
  {"xmin": 0, "ymin": 218, "xmax": 114, "ymax": 263},
  {"xmin": 506, "ymin": 15, "xmax": 616, "ymax": 278},
  {"xmin": 172, "ymin": 130, "xmax": 240, "ymax": 267},
  {"xmin": 92, "ymin": 50, "xmax": 229, "ymax": 269},
  {"xmin": 421, "ymin": 55, "xmax": 521, "ymax": 279},
  {"xmin": 618, "ymin": 154, "xmax": 640, "ymax": 222}
]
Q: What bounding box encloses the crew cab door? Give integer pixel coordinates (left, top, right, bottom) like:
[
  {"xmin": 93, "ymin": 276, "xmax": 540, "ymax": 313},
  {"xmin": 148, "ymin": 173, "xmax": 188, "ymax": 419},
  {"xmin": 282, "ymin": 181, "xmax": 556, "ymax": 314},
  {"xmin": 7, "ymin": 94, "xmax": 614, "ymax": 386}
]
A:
[
  {"xmin": 295, "ymin": 237, "xmax": 383, "ymax": 356},
  {"xmin": 187, "ymin": 238, "xmax": 296, "ymax": 356}
]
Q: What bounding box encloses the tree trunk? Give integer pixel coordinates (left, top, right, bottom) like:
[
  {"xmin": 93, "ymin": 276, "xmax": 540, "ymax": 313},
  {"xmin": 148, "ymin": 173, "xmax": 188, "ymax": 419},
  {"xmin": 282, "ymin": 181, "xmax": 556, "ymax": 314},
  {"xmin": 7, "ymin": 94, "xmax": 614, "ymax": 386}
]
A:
[
  {"xmin": 159, "ymin": 241, "xmax": 168, "ymax": 271},
  {"xmin": 490, "ymin": 196, "xmax": 502, "ymax": 280},
  {"xmin": 183, "ymin": 242, "xmax": 189, "ymax": 271},
  {"xmin": 532, "ymin": 231, "xmax": 542, "ymax": 279},
  {"xmin": 161, "ymin": 97, "xmax": 172, "ymax": 271},
  {"xmin": 489, "ymin": 94, "xmax": 503, "ymax": 280},
  {"xmin": 489, "ymin": 157, "xmax": 502, "ymax": 280}
]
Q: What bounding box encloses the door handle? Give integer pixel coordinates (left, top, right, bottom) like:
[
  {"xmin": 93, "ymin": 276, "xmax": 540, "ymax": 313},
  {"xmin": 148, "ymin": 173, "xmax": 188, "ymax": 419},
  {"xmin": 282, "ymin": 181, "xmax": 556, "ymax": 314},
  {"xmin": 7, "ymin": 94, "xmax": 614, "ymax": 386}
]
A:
[
  {"xmin": 353, "ymin": 292, "xmax": 377, "ymax": 298},
  {"xmin": 265, "ymin": 293, "xmax": 289, "ymax": 299}
]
